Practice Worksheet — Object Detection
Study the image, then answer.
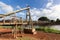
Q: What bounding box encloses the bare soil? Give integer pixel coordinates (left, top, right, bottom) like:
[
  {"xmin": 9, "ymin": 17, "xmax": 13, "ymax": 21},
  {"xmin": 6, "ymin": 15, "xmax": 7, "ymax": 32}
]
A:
[{"xmin": 0, "ymin": 29, "xmax": 60, "ymax": 40}]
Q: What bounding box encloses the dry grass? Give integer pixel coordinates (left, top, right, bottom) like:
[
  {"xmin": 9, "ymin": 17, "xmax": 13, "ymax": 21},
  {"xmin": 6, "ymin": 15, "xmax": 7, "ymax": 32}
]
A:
[{"xmin": 17, "ymin": 36, "xmax": 37, "ymax": 40}]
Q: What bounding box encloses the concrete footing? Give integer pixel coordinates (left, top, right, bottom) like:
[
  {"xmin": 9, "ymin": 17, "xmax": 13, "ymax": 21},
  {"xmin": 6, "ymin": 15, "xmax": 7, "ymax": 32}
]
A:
[{"xmin": 24, "ymin": 28, "xmax": 37, "ymax": 34}]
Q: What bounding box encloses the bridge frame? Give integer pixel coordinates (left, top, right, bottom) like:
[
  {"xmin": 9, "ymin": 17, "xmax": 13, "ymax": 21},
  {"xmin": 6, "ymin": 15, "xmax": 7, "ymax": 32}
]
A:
[{"xmin": 0, "ymin": 6, "xmax": 34, "ymax": 38}]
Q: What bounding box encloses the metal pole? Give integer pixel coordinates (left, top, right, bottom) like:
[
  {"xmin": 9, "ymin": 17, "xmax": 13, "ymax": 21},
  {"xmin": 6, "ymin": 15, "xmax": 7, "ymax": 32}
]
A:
[
  {"xmin": 27, "ymin": 7, "xmax": 33, "ymax": 29},
  {"xmin": 3, "ymin": 16, "xmax": 5, "ymax": 24}
]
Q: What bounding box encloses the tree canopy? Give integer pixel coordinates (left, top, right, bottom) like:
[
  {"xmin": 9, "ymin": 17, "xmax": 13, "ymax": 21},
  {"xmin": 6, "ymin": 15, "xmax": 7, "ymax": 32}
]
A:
[
  {"xmin": 38, "ymin": 17, "xmax": 50, "ymax": 21},
  {"xmin": 56, "ymin": 19, "xmax": 60, "ymax": 22}
]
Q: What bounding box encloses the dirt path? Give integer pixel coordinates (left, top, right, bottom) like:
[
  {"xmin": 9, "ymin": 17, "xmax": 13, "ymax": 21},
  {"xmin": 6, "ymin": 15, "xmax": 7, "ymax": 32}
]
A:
[
  {"xmin": 22, "ymin": 31, "xmax": 60, "ymax": 40},
  {"xmin": 0, "ymin": 29, "xmax": 60, "ymax": 40}
]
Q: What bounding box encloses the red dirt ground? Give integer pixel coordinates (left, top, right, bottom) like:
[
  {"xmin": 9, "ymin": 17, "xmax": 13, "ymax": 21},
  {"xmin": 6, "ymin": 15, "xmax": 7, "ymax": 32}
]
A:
[
  {"xmin": 0, "ymin": 29, "xmax": 60, "ymax": 40},
  {"xmin": 0, "ymin": 29, "xmax": 12, "ymax": 33}
]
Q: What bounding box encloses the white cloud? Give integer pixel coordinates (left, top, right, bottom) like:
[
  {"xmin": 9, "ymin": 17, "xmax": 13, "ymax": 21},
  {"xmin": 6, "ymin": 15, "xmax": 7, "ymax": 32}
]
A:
[
  {"xmin": 49, "ymin": 5, "xmax": 60, "ymax": 20},
  {"xmin": 16, "ymin": 5, "xmax": 21, "ymax": 9},
  {"xmin": 46, "ymin": 2, "xmax": 52, "ymax": 8},
  {"xmin": 30, "ymin": 0, "xmax": 60, "ymax": 21},
  {"xmin": 0, "ymin": 2, "xmax": 13, "ymax": 14},
  {"xmin": 46, "ymin": 0, "xmax": 53, "ymax": 8},
  {"xmin": 0, "ymin": 1, "xmax": 14, "ymax": 20},
  {"xmin": 1, "ymin": 1, "xmax": 60, "ymax": 21},
  {"xmin": 30, "ymin": 8, "xmax": 41, "ymax": 21}
]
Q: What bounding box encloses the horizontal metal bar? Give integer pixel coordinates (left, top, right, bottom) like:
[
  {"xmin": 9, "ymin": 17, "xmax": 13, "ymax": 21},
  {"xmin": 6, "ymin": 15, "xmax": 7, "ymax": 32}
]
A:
[{"xmin": 0, "ymin": 7, "xmax": 30, "ymax": 18}]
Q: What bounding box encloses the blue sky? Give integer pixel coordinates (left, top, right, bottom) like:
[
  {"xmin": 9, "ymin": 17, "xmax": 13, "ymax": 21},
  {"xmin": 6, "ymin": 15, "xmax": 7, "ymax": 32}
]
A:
[
  {"xmin": 0, "ymin": 0, "xmax": 60, "ymax": 21},
  {"xmin": 0, "ymin": 0, "xmax": 48, "ymax": 9}
]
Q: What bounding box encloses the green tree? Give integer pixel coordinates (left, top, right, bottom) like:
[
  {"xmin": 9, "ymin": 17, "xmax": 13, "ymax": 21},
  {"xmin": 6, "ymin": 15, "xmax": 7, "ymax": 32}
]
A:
[
  {"xmin": 38, "ymin": 17, "xmax": 50, "ymax": 21},
  {"xmin": 50, "ymin": 20, "xmax": 55, "ymax": 22},
  {"xmin": 56, "ymin": 19, "xmax": 60, "ymax": 22}
]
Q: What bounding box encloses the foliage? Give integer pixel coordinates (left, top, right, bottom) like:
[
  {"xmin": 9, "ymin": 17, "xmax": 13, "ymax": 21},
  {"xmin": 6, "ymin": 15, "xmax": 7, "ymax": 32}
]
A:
[
  {"xmin": 3, "ymin": 26, "xmax": 13, "ymax": 29},
  {"xmin": 50, "ymin": 20, "xmax": 55, "ymax": 22},
  {"xmin": 56, "ymin": 19, "xmax": 60, "ymax": 23},
  {"xmin": 36, "ymin": 26, "xmax": 60, "ymax": 34},
  {"xmin": 38, "ymin": 16, "xmax": 50, "ymax": 21}
]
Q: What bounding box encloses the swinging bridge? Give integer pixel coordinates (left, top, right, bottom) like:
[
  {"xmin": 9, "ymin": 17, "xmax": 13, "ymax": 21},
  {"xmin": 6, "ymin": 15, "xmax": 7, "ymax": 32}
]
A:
[{"xmin": 0, "ymin": 6, "xmax": 36, "ymax": 38}]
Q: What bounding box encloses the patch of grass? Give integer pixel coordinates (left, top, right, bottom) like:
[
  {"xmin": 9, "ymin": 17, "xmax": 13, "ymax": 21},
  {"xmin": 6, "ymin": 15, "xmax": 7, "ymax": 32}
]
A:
[
  {"xmin": 0, "ymin": 26, "xmax": 4, "ymax": 29},
  {"xmin": 36, "ymin": 26, "xmax": 60, "ymax": 34},
  {"xmin": 0, "ymin": 26, "xmax": 21, "ymax": 29},
  {"xmin": 17, "ymin": 36, "xmax": 37, "ymax": 40},
  {"xmin": 3, "ymin": 26, "xmax": 13, "ymax": 29}
]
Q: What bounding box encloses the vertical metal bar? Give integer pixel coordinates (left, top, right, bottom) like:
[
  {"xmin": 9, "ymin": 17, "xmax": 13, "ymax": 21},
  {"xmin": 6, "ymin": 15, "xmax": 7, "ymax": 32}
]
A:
[
  {"xmin": 26, "ymin": 13, "xmax": 28, "ymax": 23},
  {"xmin": 14, "ymin": 13, "xmax": 16, "ymax": 24},
  {"xmin": 13, "ymin": 13, "xmax": 18, "ymax": 38},
  {"xmin": 20, "ymin": 17, "xmax": 23, "ymax": 34},
  {"xmin": 27, "ymin": 8, "xmax": 33, "ymax": 29},
  {"xmin": 3, "ymin": 16, "xmax": 5, "ymax": 24},
  {"xmin": 13, "ymin": 20, "xmax": 17, "ymax": 38},
  {"xmin": 15, "ymin": 23, "xmax": 17, "ymax": 38}
]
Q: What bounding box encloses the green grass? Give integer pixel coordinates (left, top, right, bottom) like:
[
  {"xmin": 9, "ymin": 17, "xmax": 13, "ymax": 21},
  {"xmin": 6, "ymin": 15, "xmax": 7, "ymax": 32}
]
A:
[
  {"xmin": 0, "ymin": 26, "xmax": 21, "ymax": 31},
  {"xmin": 36, "ymin": 26, "xmax": 60, "ymax": 34},
  {"xmin": 0, "ymin": 26, "xmax": 4, "ymax": 29},
  {"xmin": 0, "ymin": 25, "xmax": 60, "ymax": 34},
  {"xmin": 3, "ymin": 26, "xmax": 13, "ymax": 29}
]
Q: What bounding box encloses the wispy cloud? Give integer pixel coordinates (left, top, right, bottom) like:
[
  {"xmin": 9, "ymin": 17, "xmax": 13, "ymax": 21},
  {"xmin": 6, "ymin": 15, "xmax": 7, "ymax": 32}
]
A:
[
  {"xmin": 0, "ymin": 1, "xmax": 13, "ymax": 14},
  {"xmin": 16, "ymin": 5, "xmax": 21, "ymax": 9}
]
